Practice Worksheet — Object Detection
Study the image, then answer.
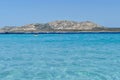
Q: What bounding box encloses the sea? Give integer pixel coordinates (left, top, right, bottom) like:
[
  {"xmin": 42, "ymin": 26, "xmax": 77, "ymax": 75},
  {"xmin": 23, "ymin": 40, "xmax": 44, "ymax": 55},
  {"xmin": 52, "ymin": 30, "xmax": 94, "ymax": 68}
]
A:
[{"xmin": 0, "ymin": 33, "xmax": 120, "ymax": 80}]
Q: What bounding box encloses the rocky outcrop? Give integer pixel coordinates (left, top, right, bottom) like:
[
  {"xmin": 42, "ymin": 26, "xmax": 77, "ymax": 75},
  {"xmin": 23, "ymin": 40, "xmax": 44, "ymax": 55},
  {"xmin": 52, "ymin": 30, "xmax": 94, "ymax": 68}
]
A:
[
  {"xmin": 48, "ymin": 20, "xmax": 103, "ymax": 30},
  {"xmin": 0, "ymin": 20, "xmax": 119, "ymax": 33}
]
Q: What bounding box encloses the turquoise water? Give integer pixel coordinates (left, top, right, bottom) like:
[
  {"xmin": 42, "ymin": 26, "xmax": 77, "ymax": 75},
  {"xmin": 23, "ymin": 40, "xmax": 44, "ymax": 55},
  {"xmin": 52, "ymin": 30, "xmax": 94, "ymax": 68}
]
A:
[{"xmin": 0, "ymin": 33, "xmax": 120, "ymax": 80}]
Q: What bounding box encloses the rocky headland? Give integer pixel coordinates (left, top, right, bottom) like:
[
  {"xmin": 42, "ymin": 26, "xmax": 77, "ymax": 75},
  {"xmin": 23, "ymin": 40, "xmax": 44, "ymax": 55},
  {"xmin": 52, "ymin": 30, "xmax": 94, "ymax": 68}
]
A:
[{"xmin": 0, "ymin": 20, "xmax": 120, "ymax": 33}]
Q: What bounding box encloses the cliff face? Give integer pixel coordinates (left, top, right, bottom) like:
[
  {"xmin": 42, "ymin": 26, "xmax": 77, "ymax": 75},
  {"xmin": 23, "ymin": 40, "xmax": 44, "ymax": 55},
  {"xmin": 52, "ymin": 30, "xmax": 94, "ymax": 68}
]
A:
[{"xmin": 0, "ymin": 20, "xmax": 118, "ymax": 33}]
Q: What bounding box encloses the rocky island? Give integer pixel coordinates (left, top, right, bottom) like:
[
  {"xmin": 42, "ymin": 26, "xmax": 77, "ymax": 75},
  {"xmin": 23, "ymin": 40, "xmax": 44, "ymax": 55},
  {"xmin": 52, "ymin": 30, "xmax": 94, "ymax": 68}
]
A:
[{"xmin": 0, "ymin": 20, "xmax": 120, "ymax": 34}]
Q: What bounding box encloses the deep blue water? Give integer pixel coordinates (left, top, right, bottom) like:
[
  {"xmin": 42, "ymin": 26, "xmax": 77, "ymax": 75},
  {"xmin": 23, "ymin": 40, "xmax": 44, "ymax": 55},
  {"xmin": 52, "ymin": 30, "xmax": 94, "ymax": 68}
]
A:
[{"xmin": 0, "ymin": 33, "xmax": 120, "ymax": 80}]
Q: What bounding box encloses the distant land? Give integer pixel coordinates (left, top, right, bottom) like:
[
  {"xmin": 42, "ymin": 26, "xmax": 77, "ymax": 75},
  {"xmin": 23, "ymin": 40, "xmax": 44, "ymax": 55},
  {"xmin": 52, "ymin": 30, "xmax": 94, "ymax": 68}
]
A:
[{"xmin": 0, "ymin": 20, "xmax": 120, "ymax": 33}]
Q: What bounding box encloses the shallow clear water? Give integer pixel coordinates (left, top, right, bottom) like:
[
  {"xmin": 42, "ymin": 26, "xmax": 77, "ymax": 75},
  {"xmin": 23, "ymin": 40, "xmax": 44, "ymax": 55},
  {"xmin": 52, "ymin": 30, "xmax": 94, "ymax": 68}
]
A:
[{"xmin": 0, "ymin": 33, "xmax": 120, "ymax": 80}]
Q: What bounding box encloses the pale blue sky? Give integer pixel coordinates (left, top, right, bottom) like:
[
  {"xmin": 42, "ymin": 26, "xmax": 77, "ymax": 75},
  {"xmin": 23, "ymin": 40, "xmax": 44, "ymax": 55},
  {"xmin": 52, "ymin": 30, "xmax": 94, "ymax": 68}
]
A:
[{"xmin": 0, "ymin": 0, "xmax": 120, "ymax": 27}]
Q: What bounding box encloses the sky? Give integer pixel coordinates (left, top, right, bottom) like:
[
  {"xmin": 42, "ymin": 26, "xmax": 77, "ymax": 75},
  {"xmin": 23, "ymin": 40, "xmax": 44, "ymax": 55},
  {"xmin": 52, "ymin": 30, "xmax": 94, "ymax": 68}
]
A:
[{"xmin": 0, "ymin": 0, "xmax": 120, "ymax": 27}]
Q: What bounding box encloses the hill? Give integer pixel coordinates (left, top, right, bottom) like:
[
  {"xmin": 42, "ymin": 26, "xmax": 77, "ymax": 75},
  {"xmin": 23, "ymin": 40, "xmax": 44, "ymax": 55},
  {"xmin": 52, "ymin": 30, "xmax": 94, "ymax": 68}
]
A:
[{"xmin": 0, "ymin": 20, "xmax": 120, "ymax": 33}]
